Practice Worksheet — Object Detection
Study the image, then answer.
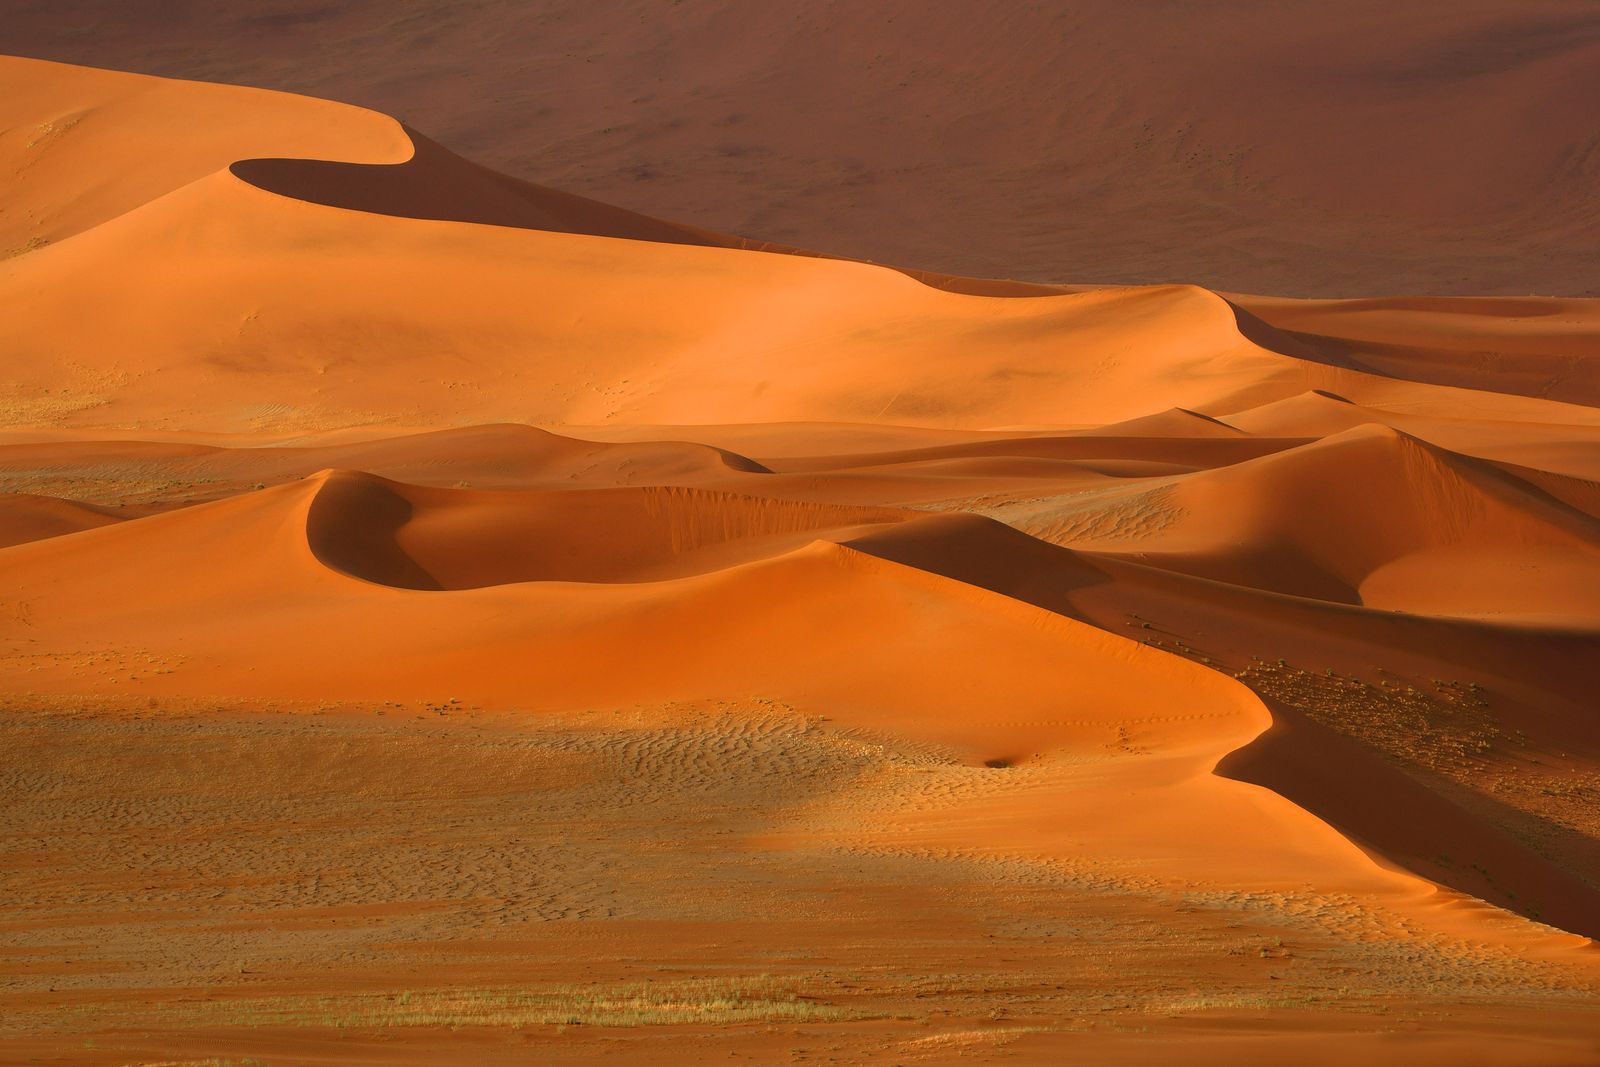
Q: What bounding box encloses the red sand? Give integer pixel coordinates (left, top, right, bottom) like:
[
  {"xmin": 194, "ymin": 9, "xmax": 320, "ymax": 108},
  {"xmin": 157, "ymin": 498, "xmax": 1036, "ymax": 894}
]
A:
[
  {"xmin": 7, "ymin": 1, "xmax": 1600, "ymax": 295},
  {"xmin": 0, "ymin": 53, "xmax": 1597, "ymax": 1067}
]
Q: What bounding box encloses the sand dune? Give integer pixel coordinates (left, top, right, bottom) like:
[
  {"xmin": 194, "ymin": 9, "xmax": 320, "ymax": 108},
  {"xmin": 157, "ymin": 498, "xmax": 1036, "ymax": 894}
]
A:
[
  {"xmin": 9, "ymin": 159, "xmax": 1594, "ymax": 433},
  {"xmin": 0, "ymin": 423, "xmax": 768, "ymax": 510},
  {"xmin": 1012, "ymin": 423, "xmax": 1600, "ymax": 619},
  {"xmin": 2, "ymin": 53, "xmax": 1598, "ymax": 1066},
  {"xmin": 8, "ymin": 1, "xmax": 1599, "ymax": 295},
  {"xmin": 8, "ymin": 56, "xmax": 1600, "ymax": 437},
  {"xmin": 0, "ymin": 56, "xmax": 406, "ymax": 256},
  {"xmin": 0, "ymin": 490, "xmax": 121, "ymax": 547},
  {"xmin": 1235, "ymin": 296, "xmax": 1600, "ymax": 407},
  {"xmin": 304, "ymin": 471, "xmax": 905, "ymax": 588},
  {"xmin": 0, "ymin": 465, "xmax": 1437, "ymax": 902}
]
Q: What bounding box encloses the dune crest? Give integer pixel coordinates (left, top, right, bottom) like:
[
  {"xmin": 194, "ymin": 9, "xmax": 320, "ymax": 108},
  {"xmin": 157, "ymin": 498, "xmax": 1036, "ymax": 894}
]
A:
[
  {"xmin": 8, "ymin": 2, "xmax": 1599, "ymax": 295},
  {"xmin": 2, "ymin": 54, "xmax": 1598, "ymax": 1065},
  {"xmin": 302, "ymin": 469, "xmax": 908, "ymax": 589}
]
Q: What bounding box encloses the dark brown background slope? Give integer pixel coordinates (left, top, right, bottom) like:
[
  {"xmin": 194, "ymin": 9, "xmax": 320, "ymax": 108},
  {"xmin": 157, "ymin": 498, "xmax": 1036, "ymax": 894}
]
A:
[{"xmin": 7, "ymin": 0, "xmax": 1599, "ymax": 296}]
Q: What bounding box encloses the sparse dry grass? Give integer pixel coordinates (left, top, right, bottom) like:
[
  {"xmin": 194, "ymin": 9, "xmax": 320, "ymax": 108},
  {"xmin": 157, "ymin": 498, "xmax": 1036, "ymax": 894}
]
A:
[
  {"xmin": 4, "ymin": 698, "xmax": 1594, "ymax": 1059},
  {"xmin": 1233, "ymin": 659, "xmax": 1501, "ymax": 774},
  {"xmin": 69, "ymin": 977, "xmax": 859, "ymax": 1031}
]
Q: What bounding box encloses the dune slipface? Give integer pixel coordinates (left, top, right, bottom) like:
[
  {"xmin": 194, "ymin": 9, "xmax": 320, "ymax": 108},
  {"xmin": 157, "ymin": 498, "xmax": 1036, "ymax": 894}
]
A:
[
  {"xmin": 7, "ymin": 0, "xmax": 1600, "ymax": 296},
  {"xmin": 1, "ymin": 55, "xmax": 1598, "ymax": 1067}
]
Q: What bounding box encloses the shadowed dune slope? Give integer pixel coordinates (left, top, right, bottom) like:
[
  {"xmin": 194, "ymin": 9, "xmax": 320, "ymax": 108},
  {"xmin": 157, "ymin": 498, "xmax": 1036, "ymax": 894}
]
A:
[
  {"xmin": 4, "ymin": 460, "xmax": 1597, "ymax": 944},
  {"xmin": 1235, "ymin": 296, "xmax": 1600, "ymax": 407},
  {"xmin": 7, "ymin": 1, "xmax": 1600, "ymax": 295},
  {"xmin": 0, "ymin": 469, "xmax": 1429, "ymax": 905},
  {"xmin": 2, "ymin": 53, "xmax": 1599, "ymax": 1061},
  {"xmin": 230, "ymin": 126, "xmax": 1059, "ymax": 298},
  {"xmin": 1217, "ymin": 703, "xmax": 1600, "ymax": 941},
  {"xmin": 0, "ymin": 425, "xmax": 773, "ymax": 516},
  {"xmin": 232, "ymin": 127, "xmax": 739, "ymax": 251},
  {"xmin": 304, "ymin": 471, "xmax": 907, "ymax": 588},
  {"xmin": 1007, "ymin": 424, "xmax": 1600, "ymax": 619},
  {"xmin": 6, "ymin": 57, "xmax": 1600, "ymax": 436},
  {"xmin": 0, "ymin": 491, "xmax": 121, "ymax": 547},
  {"xmin": 7, "ymin": 150, "xmax": 1598, "ymax": 434}
]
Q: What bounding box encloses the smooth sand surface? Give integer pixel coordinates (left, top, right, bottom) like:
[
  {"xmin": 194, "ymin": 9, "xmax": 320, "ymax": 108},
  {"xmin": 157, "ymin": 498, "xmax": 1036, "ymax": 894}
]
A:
[
  {"xmin": 7, "ymin": 1, "xmax": 1600, "ymax": 295},
  {"xmin": 1, "ymin": 55, "xmax": 1598, "ymax": 1066}
]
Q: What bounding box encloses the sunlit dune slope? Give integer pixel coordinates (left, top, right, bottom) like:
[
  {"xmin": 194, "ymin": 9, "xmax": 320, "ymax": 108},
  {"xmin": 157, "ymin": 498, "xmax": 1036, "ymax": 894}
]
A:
[
  {"xmin": 5, "ymin": 56, "xmax": 1600, "ymax": 436},
  {"xmin": 1, "ymin": 55, "xmax": 1599, "ymax": 1059},
  {"xmin": 0, "ymin": 56, "xmax": 1043, "ymax": 296},
  {"xmin": 1004, "ymin": 423, "xmax": 1600, "ymax": 620},
  {"xmin": 0, "ymin": 56, "xmax": 407, "ymax": 256},
  {"xmin": 7, "ymin": 456, "xmax": 1598, "ymax": 949},
  {"xmin": 1235, "ymin": 296, "xmax": 1600, "ymax": 408},
  {"xmin": 0, "ymin": 424, "xmax": 769, "ymax": 517},
  {"xmin": 0, "ymin": 491, "xmax": 121, "ymax": 547},
  {"xmin": 304, "ymin": 472, "xmax": 906, "ymax": 588},
  {"xmin": 0, "ymin": 467, "xmax": 1423, "ymax": 901},
  {"xmin": 8, "ymin": 1, "xmax": 1600, "ymax": 295},
  {"xmin": 7, "ymin": 159, "xmax": 1597, "ymax": 433}
]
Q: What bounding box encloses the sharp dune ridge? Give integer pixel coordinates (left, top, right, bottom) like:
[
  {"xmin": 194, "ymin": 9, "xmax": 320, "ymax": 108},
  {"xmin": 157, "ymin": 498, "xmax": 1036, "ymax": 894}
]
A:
[
  {"xmin": 1, "ymin": 47, "xmax": 1598, "ymax": 1067},
  {"xmin": 1039, "ymin": 422, "xmax": 1600, "ymax": 618},
  {"xmin": 7, "ymin": 0, "xmax": 1599, "ymax": 295},
  {"xmin": 0, "ymin": 490, "xmax": 123, "ymax": 547},
  {"xmin": 302, "ymin": 470, "xmax": 912, "ymax": 589},
  {"xmin": 6, "ymin": 56, "xmax": 1600, "ymax": 433}
]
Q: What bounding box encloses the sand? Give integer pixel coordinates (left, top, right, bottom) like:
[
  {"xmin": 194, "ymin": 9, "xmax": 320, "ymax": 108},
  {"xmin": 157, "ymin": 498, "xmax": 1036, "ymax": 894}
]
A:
[
  {"xmin": 7, "ymin": 1, "xmax": 1600, "ymax": 296},
  {"xmin": 1, "ymin": 53, "xmax": 1598, "ymax": 1067}
]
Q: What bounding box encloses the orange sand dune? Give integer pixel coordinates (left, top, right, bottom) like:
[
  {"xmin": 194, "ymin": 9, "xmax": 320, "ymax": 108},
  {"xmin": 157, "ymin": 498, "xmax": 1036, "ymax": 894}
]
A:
[
  {"xmin": 0, "ymin": 55, "xmax": 1046, "ymax": 298},
  {"xmin": 305, "ymin": 472, "xmax": 905, "ymax": 588},
  {"xmin": 1237, "ymin": 296, "xmax": 1600, "ymax": 407},
  {"xmin": 6, "ymin": 56, "xmax": 1600, "ymax": 437},
  {"xmin": 8, "ymin": 155, "xmax": 1596, "ymax": 434},
  {"xmin": 1219, "ymin": 389, "xmax": 1600, "ymax": 480},
  {"xmin": 0, "ymin": 490, "xmax": 120, "ymax": 547},
  {"xmin": 1005, "ymin": 423, "xmax": 1600, "ymax": 620},
  {"xmin": 0, "ymin": 469, "xmax": 1465, "ymax": 901},
  {"xmin": 8, "ymin": 1, "xmax": 1599, "ymax": 296},
  {"xmin": 0, "ymin": 56, "xmax": 406, "ymax": 256},
  {"xmin": 5, "ymin": 457, "xmax": 1597, "ymax": 949},
  {"xmin": 2, "ymin": 55, "xmax": 1599, "ymax": 1067},
  {"xmin": 0, "ymin": 423, "xmax": 768, "ymax": 510}
]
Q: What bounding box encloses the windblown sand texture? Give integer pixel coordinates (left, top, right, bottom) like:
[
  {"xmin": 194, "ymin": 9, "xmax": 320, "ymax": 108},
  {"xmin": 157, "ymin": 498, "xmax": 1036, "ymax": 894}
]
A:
[
  {"xmin": 1, "ymin": 51, "xmax": 1598, "ymax": 1066},
  {"xmin": 8, "ymin": 0, "xmax": 1600, "ymax": 295}
]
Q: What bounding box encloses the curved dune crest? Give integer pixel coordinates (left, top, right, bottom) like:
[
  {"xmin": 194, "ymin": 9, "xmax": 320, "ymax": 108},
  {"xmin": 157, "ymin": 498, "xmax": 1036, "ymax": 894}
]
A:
[
  {"xmin": 1, "ymin": 460, "xmax": 1584, "ymax": 936},
  {"xmin": 0, "ymin": 423, "xmax": 770, "ymax": 512},
  {"xmin": 302, "ymin": 469, "xmax": 907, "ymax": 589},
  {"xmin": 0, "ymin": 491, "xmax": 122, "ymax": 547},
  {"xmin": 0, "ymin": 468, "xmax": 1414, "ymax": 902},
  {"xmin": 0, "ymin": 55, "xmax": 1057, "ymax": 295},
  {"xmin": 0, "ymin": 55, "xmax": 409, "ymax": 255},
  {"xmin": 231, "ymin": 128, "xmax": 739, "ymax": 250},
  {"xmin": 9, "ymin": 2, "xmax": 1600, "ymax": 296},
  {"xmin": 1, "ymin": 54, "xmax": 1598, "ymax": 1059},
  {"xmin": 1237, "ymin": 294, "xmax": 1600, "ymax": 407},
  {"xmin": 6, "ymin": 57, "xmax": 1598, "ymax": 438},
  {"xmin": 230, "ymin": 126, "xmax": 1063, "ymax": 299},
  {"xmin": 1019, "ymin": 423, "xmax": 1600, "ymax": 619}
]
